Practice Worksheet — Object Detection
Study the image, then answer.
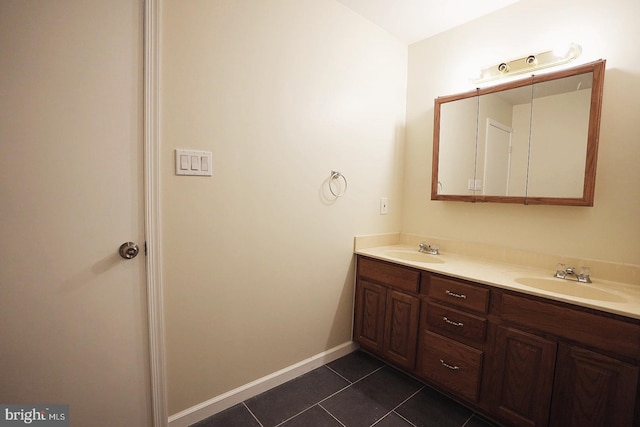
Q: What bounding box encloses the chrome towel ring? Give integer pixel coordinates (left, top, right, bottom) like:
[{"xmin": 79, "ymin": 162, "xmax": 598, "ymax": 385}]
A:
[{"xmin": 329, "ymin": 170, "xmax": 347, "ymax": 197}]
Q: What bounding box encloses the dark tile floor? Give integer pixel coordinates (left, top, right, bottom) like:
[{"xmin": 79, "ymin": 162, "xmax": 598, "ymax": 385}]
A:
[{"xmin": 192, "ymin": 351, "xmax": 500, "ymax": 427}]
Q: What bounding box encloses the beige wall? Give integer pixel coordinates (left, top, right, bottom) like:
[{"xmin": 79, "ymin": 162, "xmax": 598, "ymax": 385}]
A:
[
  {"xmin": 161, "ymin": 0, "xmax": 407, "ymax": 414},
  {"xmin": 404, "ymin": 0, "xmax": 640, "ymax": 265}
]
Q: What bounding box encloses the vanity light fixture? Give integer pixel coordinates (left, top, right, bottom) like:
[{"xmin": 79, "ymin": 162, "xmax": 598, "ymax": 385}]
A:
[{"xmin": 474, "ymin": 43, "xmax": 582, "ymax": 83}]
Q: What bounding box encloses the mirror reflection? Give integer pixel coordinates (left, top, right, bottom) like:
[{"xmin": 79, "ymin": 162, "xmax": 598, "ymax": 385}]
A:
[
  {"xmin": 527, "ymin": 73, "xmax": 593, "ymax": 198},
  {"xmin": 477, "ymin": 85, "xmax": 532, "ymax": 197},
  {"xmin": 437, "ymin": 96, "xmax": 478, "ymax": 195},
  {"xmin": 431, "ymin": 60, "xmax": 605, "ymax": 206}
]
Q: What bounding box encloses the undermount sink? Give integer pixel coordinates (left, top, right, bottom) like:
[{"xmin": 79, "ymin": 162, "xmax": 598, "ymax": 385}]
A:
[
  {"xmin": 515, "ymin": 277, "xmax": 626, "ymax": 303},
  {"xmin": 383, "ymin": 249, "xmax": 444, "ymax": 264}
]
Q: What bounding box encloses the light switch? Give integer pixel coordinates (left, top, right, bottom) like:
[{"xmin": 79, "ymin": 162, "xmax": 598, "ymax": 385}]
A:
[
  {"xmin": 175, "ymin": 149, "xmax": 213, "ymax": 176},
  {"xmin": 180, "ymin": 155, "xmax": 189, "ymax": 170}
]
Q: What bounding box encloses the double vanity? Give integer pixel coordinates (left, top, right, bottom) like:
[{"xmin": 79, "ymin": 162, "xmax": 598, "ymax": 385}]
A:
[{"xmin": 353, "ymin": 236, "xmax": 640, "ymax": 427}]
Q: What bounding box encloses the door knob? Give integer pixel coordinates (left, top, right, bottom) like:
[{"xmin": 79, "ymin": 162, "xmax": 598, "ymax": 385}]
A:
[{"xmin": 119, "ymin": 242, "xmax": 139, "ymax": 259}]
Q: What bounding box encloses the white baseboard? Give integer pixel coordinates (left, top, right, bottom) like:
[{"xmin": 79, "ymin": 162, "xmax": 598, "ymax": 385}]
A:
[{"xmin": 168, "ymin": 341, "xmax": 359, "ymax": 427}]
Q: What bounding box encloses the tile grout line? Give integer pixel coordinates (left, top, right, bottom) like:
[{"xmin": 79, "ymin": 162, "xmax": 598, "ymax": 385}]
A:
[
  {"xmin": 311, "ymin": 364, "xmax": 389, "ymax": 426},
  {"xmin": 369, "ymin": 385, "xmax": 425, "ymax": 427},
  {"xmin": 462, "ymin": 412, "xmax": 492, "ymax": 427},
  {"xmin": 318, "ymin": 403, "xmax": 348, "ymax": 427},
  {"xmin": 243, "ymin": 363, "xmax": 391, "ymax": 427},
  {"xmin": 324, "ymin": 364, "xmax": 354, "ymax": 384},
  {"xmin": 271, "ymin": 364, "xmax": 385, "ymax": 427},
  {"xmin": 460, "ymin": 414, "xmax": 474, "ymax": 427},
  {"xmin": 316, "ymin": 364, "xmax": 386, "ymax": 406},
  {"xmin": 272, "ymin": 404, "xmax": 318, "ymax": 427},
  {"xmin": 243, "ymin": 402, "xmax": 265, "ymax": 427},
  {"xmin": 392, "ymin": 411, "xmax": 419, "ymax": 427},
  {"xmin": 317, "ymin": 365, "xmax": 383, "ymax": 403}
]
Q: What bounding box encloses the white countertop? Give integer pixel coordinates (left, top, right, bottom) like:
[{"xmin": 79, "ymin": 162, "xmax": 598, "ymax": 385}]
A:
[{"xmin": 356, "ymin": 244, "xmax": 640, "ymax": 320}]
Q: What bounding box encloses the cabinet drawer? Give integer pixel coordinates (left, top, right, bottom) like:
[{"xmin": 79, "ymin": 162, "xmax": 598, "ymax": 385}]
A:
[
  {"xmin": 426, "ymin": 302, "xmax": 487, "ymax": 346},
  {"xmin": 357, "ymin": 256, "xmax": 420, "ymax": 293},
  {"xmin": 418, "ymin": 331, "xmax": 483, "ymax": 402},
  {"xmin": 428, "ymin": 276, "xmax": 489, "ymax": 314}
]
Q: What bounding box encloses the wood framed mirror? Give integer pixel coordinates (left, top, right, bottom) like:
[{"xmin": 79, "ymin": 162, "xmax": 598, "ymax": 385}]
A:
[{"xmin": 431, "ymin": 59, "xmax": 605, "ymax": 206}]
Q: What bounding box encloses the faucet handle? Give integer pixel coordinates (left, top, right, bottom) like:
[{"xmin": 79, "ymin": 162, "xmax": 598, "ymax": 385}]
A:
[
  {"xmin": 555, "ymin": 263, "xmax": 566, "ymax": 279},
  {"xmin": 578, "ymin": 267, "xmax": 592, "ymax": 283}
]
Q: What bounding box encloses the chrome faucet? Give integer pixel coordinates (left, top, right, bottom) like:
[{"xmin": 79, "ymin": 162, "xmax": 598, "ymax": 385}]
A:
[
  {"xmin": 554, "ymin": 264, "xmax": 591, "ymax": 283},
  {"xmin": 565, "ymin": 267, "xmax": 579, "ymax": 280},
  {"xmin": 419, "ymin": 242, "xmax": 440, "ymax": 255}
]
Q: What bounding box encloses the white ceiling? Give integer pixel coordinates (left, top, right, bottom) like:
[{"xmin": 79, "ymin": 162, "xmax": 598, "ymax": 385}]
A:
[{"xmin": 336, "ymin": 0, "xmax": 520, "ymax": 45}]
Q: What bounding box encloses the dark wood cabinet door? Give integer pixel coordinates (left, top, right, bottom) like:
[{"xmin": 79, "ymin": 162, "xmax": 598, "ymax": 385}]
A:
[
  {"xmin": 550, "ymin": 343, "xmax": 639, "ymax": 427},
  {"xmin": 354, "ymin": 279, "xmax": 386, "ymax": 354},
  {"xmin": 493, "ymin": 326, "xmax": 557, "ymax": 427},
  {"xmin": 383, "ymin": 289, "xmax": 420, "ymax": 370}
]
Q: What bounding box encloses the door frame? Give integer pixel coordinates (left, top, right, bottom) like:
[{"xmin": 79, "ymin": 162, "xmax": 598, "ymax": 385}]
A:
[
  {"xmin": 482, "ymin": 118, "xmax": 513, "ymax": 196},
  {"xmin": 144, "ymin": 0, "xmax": 168, "ymax": 426}
]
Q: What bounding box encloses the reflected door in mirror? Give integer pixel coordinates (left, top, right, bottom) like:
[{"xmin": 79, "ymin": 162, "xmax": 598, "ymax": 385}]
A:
[{"xmin": 478, "ymin": 85, "xmax": 532, "ymax": 197}]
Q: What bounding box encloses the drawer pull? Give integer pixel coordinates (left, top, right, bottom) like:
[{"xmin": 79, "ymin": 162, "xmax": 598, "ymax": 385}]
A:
[
  {"xmin": 439, "ymin": 359, "xmax": 460, "ymax": 371},
  {"xmin": 442, "ymin": 316, "xmax": 464, "ymax": 327},
  {"xmin": 445, "ymin": 290, "xmax": 467, "ymax": 299}
]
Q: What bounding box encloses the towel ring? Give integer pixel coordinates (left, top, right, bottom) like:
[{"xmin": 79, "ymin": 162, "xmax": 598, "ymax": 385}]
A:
[{"xmin": 329, "ymin": 170, "xmax": 347, "ymax": 198}]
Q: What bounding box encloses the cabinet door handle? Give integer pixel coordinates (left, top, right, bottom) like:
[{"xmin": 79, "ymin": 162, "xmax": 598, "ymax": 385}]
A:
[
  {"xmin": 442, "ymin": 316, "xmax": 463, "ymax": 327},
  {"xmin": 439, "ymin": 359, "xmax": 460, "ymax": 371},
  {"xmin": 445, "ymin": 290, "xmax": 467, "ymax": 299}
]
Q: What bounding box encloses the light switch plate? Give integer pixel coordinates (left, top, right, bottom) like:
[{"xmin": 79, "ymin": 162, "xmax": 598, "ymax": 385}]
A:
[
  {"xmin": 175, "ymin": 149, "xmax": 212, "ymax": 176},
  {"xmin": 467, "ymin": 179, "xmax": 482, "ymax": 191}
]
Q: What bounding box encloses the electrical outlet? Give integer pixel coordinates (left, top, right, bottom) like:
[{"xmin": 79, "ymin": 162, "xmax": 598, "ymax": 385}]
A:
[{"xmin": 380, "ymin": 197, "xmax": 388, "ymax": 215}]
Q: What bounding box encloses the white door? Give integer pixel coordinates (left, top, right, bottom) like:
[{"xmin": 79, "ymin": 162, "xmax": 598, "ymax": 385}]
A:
[
  {"xmin": 0, "ymin": 1, "xmax": 152, "ymax": 426},
  {"xmin": 483, "ymin": 119, "xmax": 513, "ymax": 196}
]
